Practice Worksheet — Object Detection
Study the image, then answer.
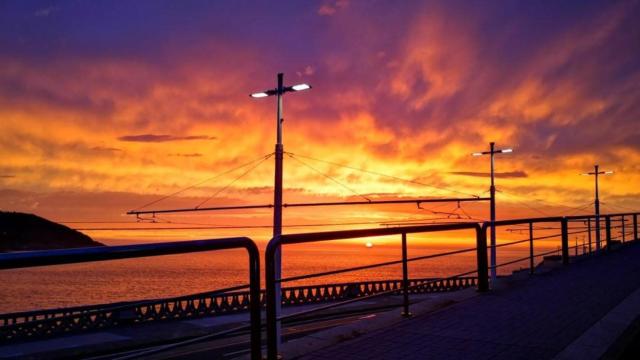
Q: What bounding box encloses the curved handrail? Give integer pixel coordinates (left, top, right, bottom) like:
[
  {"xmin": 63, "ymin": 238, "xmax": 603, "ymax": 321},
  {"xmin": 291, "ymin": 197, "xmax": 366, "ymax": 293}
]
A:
[{"xmin": 0, "ymin": 237, "xmax": 262, "ymax": 360}]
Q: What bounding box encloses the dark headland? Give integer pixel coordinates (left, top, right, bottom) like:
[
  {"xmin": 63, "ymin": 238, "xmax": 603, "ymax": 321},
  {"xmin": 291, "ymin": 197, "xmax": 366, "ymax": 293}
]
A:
[{"xmin": 0, "ymin": 211, "xmax": 104, "ymax": 252}]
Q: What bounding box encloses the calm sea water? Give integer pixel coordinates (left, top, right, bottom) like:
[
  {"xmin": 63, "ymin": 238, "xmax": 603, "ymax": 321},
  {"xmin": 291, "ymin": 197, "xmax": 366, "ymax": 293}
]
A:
[{"xmin": 0, "ymin": 234, "xmax": 568, "ymax": 314}]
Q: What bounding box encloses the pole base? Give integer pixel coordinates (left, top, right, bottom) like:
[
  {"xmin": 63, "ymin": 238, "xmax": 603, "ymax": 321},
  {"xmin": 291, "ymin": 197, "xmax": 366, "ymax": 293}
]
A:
[{"xmin": 401, "ymin": 311, "xmax": 413, "ymax": 318}]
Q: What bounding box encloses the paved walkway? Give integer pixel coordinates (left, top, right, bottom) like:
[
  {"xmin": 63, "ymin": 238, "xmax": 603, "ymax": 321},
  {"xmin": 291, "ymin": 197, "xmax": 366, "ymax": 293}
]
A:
[{"xmin": 299, "ymin": 242, "xmax": 640, "ymax": 360}]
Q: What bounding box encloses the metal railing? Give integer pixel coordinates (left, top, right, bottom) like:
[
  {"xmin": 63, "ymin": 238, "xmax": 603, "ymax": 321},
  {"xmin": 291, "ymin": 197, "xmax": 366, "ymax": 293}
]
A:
[
  {"xmin": 0, "ymin": 237, "xmax": 262, "ymax": 360},
  {"xmin": 484, "ymin": 213, "xmax": 639, "ymax": 274},
  {"xmin": 264, "ymin": 212, "xmax": 639, "ymax": 359},
  {"xmin": 265, "ymin": 223, "xmax": 487, "ymax": 359}
]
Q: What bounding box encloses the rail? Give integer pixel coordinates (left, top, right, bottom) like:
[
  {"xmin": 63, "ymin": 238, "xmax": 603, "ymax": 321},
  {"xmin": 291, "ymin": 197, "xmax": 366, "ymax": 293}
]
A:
[
  {"xmin": 265, "ymin": 222, "xmax": 487, "ymax": 359},
  {"xmin": 0, "ymin": 237, "xmax": 262, "ymax": 360}
]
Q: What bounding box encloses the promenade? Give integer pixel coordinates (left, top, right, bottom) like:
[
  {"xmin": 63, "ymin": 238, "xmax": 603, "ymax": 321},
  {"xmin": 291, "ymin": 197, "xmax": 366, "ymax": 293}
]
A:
[{"xmin": 294, "ymin": 242, "xmax": 640, "ymax": 360}]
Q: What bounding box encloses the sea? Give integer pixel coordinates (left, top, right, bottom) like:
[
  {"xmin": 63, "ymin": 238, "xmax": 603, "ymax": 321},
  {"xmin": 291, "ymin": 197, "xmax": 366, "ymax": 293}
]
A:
[{"xmin": 0, "ymin": 229, "xmax": 572, "ymax": 314}]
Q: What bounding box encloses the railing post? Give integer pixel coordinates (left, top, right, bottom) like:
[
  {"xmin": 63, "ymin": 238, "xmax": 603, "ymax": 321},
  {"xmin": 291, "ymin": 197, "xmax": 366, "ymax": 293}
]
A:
[
  {"xmin": 401, "ymin": 233, "xmax": 411, "ymax": 317},
  {"xmin": 476, "ymin": 224, "xmax": 489, "ymax": 292},
  {"xmin": 265, "ymin": 239, "xmax": 279, "ymax": 360},
  {"xmin": 587, "ymin": 218, "xmax": 592, "ymax": 254},
  {"xmin": 634, "ymin": 214, "xmax": 638, "ymax": 241},
  {"xmin": 561, "ymin": 217, "xmax": 569, "ymax": 265},
  {"xmin": 605, "ymin": 216, "xmax": 612, "ymax": 251},
  {"xmin": 529, "ymin": 222, "xmax": 534, "ymax": 275},
  {"xmin": 247, "ymin": 242, "xmax": 262, "ymax": 360}
]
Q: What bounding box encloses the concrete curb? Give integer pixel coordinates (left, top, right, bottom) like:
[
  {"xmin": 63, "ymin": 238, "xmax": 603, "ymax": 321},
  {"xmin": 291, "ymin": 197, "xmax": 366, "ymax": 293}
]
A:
[{"xmin": 554, "ymin": 284, "xmax": 640, "ymax": 360}]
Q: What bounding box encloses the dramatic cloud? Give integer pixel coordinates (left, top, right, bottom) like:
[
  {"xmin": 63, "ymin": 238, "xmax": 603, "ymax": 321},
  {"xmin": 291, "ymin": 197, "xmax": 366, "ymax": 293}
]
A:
[
  {"xmin": 117, "ymin": 134, "xmax": 217, "ymax": 143},
  {"xmin": 169, "ymin": 153, "xmax": 203, "ymax": 157},
  {"xmin": 318, "ymin": 0, "xmax": 348, "ymax": 16},
  {"xmin": 449, "ymin": 171, "xmax": 529, "ymax": 179},
  {"xmin": 0, "ymin": 0, "xmax": 639, "ymax": 230},
  {"xmin": 91, "ymin": 146, "xmax": 122, "ymax": 152},
  {"xmin": 34, "ymin": 6, "xmax": 55, "ymax": 17}
]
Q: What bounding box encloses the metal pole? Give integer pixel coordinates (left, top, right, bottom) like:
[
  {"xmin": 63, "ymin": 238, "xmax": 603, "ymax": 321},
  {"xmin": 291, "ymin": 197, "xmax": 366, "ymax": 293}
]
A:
[
  {"xmin": 594, "ymin": 165, "xmax": 601, "ymax": 252},
  {"xmin": 476, "ymin": 224, "xmax": 489, "ymax": 292},
  {"xmin": 273, "ymin": 72, "xmax": 284, "ymax": 352},
  {"xmin": 401, "ymin": 233, "xmax": 411, "ymax": 317},
  {"xmin": 247, "ymin": 242, "xmax": 262, "ymax": 360},
  {"xmin": 561, "ymin": 218, "xmax": 569, "ymax": 265},
  {"xmin": 529, "ymin": 222, "xmax": 534, "ymax": 275},
  {"xmin": 489, "ymin": 142, "xmax": 497, "ymax": 286},
  {"xmin": 587, "ymin": 218, "xmax": 592, "ymax": 254},
  {"xmin": 265, "ymin": 239, "xmax": 278, "ymax": 360},
  {"xmin": 605, "ymin": 216, "xmax": 611, "ymax": 251}
]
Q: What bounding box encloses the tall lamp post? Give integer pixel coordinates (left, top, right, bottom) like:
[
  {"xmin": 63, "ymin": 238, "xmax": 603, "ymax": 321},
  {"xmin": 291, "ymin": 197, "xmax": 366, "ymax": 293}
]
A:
[
  {"xmin": 581, "ymin": 165, "xmax": 613, "ymax": 252},
  {"xmin": 250, "ymin": 73, "xmax": 311, "ymax": 353},
  {"xmin": 472, "ymin": 142, "xmax": 513, "ymax": 286}
]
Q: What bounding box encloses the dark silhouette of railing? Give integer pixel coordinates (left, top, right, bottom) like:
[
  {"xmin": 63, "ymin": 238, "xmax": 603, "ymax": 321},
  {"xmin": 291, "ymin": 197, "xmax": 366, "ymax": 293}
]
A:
[
  {"xmin": 0, "ymin": 238, "xmax": 262, "ymax": 360},
  {"xmin": 265, "ymin": 222, "xmax": 487, "ymax": 359},
  {"xmin": 486, "ymin": 213, "xmax": 638, "ymax": 272},
  {"xmin": 264, "ymin": 212, "xmax": 639, "ymax": 359}
]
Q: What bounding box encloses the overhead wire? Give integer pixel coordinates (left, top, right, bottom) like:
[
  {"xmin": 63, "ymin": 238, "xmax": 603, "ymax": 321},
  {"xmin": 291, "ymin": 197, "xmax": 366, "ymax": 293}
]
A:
[{"xmin": 73, "ymin": 216, "xmax": 465, "ymax": 231}]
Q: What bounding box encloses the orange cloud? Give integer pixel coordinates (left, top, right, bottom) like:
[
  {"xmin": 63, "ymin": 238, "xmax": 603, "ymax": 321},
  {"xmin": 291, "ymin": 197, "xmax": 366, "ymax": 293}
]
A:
[{"xmin": 1, "ymin": 1, "xmax": 639, "ymax": 241}]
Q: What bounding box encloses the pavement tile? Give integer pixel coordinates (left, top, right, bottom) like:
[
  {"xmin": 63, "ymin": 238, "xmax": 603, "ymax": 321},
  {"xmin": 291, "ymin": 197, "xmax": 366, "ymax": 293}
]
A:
[{"xmin": 298, "ymin": 242, "xmax": 640, "ymax": 360}]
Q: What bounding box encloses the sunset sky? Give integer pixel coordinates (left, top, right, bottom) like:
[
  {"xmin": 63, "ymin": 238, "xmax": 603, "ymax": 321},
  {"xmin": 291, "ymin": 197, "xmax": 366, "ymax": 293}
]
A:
[{"xmin": 1, "ymin": 1, "xmax": 639, "ymax": 243}]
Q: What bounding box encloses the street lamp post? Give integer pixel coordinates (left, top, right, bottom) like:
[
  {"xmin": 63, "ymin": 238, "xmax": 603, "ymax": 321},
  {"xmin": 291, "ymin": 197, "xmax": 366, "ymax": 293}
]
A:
[
  {"xmin": 250, "ymin": 73, "xmax": 311, "ymax": 355},
  {"xmin": 472, "ymin": 142, "xmax": 513, "ymax": 286},
  {"xmin": 582, "ymin": 165, "xmax": 613, "ymax": 252}
]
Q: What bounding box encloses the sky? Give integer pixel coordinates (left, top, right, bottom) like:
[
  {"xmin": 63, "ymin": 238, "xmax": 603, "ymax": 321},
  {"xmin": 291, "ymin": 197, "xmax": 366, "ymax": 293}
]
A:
[{"xmin": 1, "ymin": 0, "xmax": 639, "ymax": 243}]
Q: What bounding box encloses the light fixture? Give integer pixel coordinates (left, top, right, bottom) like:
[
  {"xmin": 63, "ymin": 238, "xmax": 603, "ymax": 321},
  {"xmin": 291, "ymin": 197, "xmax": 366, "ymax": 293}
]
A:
[{"xmin": 291, "ymin": 84, "xmax": 311, "ymax": 91}]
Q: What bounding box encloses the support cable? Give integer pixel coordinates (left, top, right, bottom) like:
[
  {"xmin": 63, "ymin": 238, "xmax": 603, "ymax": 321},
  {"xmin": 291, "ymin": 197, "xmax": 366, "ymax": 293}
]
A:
[
  {"xmin": 286, "ymin": 151, "xmax": 480, "ymax": 198},
  {"xmin": 497, "ymin": 191, "xmax": 557, "ymax": 217},
  {"xmin": 130, "ymin": 152, "xmax": 275, "ymax": 211},
  {"xmin": 600, "ymin": 201, "xmax": 638, "ymax": 213},
  {"xmin": 499, "ymin": 190, "xmax": 599, "ymax": 215},
  {"xmin": 563, "ymin": 202, "xmax": 595, "ymax": 216},
  {"xmin": 195, "ymin": 153, "xmax": 274, "ymax": 209},
  {"xmin": 286, "ymin": 153, "xmax": 372, "ymax": 202}
]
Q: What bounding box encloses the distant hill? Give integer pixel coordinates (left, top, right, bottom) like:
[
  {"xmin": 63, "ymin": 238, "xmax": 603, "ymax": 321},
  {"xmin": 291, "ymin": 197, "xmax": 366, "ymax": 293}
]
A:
[{"xmin": 0, "ymin": 211, "xmax": 104, "ymax": 252}]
